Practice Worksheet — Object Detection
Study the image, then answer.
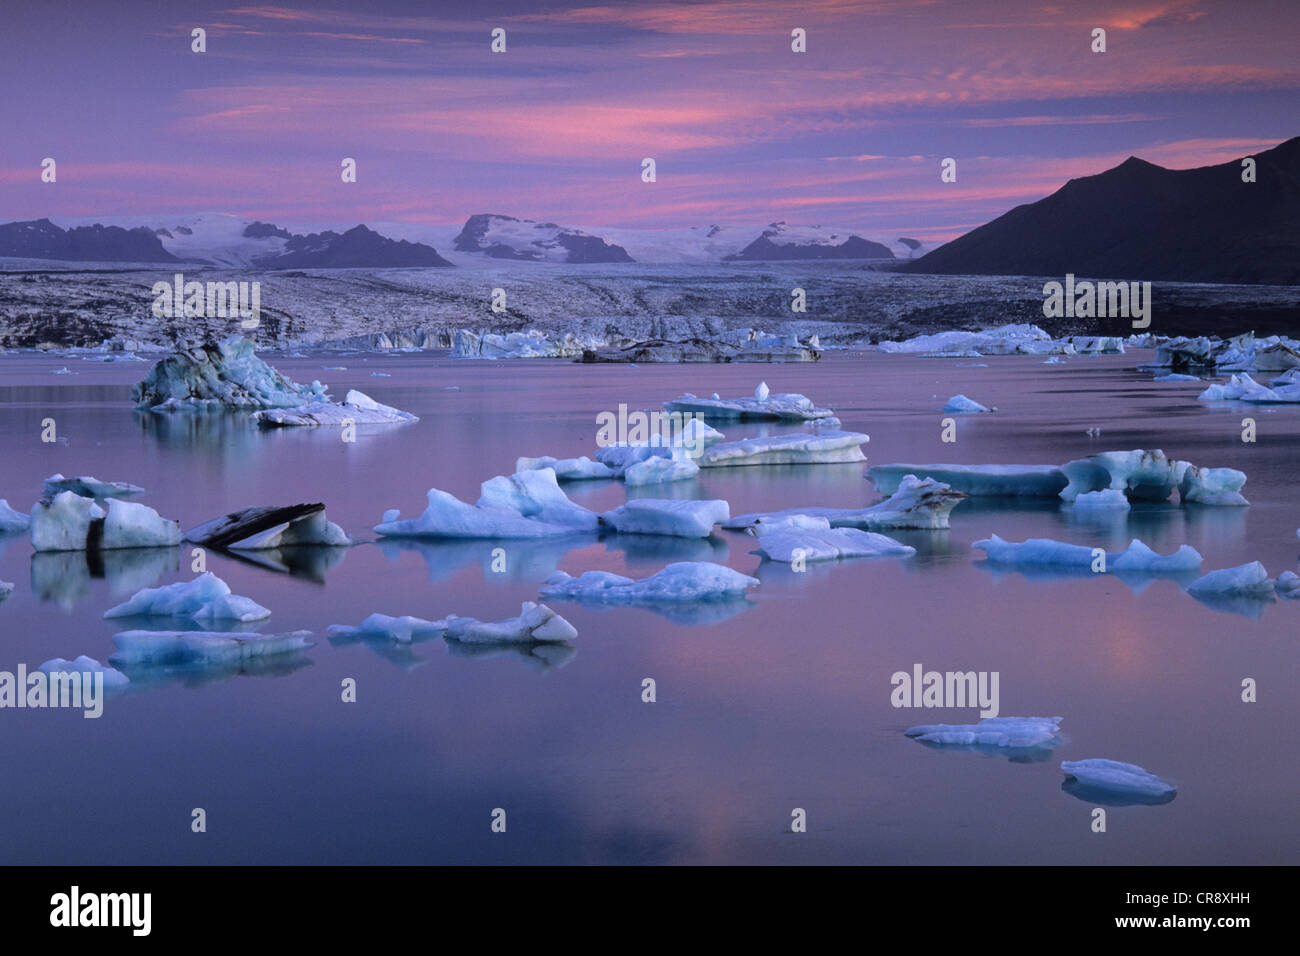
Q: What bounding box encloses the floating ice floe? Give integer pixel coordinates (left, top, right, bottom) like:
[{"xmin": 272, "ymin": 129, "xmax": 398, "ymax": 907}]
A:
[
  {"xmin": 869, "ymin": 463, "xmax": 1067, "ymax": 497},
  {"xmin": 942, "ymin": 394, "xmax": 993, "ymax": 414},
  {"xmin": 184, "ymin": 503, "xmax": 351, "ymax": 549},
  {"xmin": 375, "ymin": 467, "xmax": 598, "ymax": 539},
  {"xmin": 1276, "ymin": 571, "xmax": 1300, "ymax": 599},
  {"xmin": 441, "ymin": 602, "xmax": 577, "ymax": 645},
  {"xmin": 30, "ymin": 492, "xmax": 181, "ymax": 552},
  {"xmin": 973, "ymin": 535, "xmax": 1202, "ymax": 572},
  {"xmin": 103, "ymin": 573, "xmax": 270, "ymax": 623},
  {"xmin": 43, "ymin": 473, "xmax": 144, "ymax": 500},
  {"xmin": 1154, "ymin": 373, "xmax": 1200, "ymax": 382},
  {"xmin": 600, "ymin": 498, "xmax": 729, "ymax": 538},
  {"xmin": 723, "ymin": 475, "xmax": 966, "ymax": 531},
  {"xmin": 876, "ymin": 323, "xmax": 1073, "ymax": 356},
  {"xmin": 37, "ymin": 655, "xmax": 130, "ymax": 690},
  {"xmin": 1198, "ymin": 372, "xmax": 1300, "ymax": 404},
  {"xmin": 516, "ymin": 456, "xmax": 615, "ymax": 481},
  {"xmin": 541, "ymin": 561, "xmax": 759, "ymax": 604},
  {"xmin": 108, "ymin": 629, "xmax": 314, "ymax": 667},
  {"xmin": 1060, "ymin": 759, "xmax": 1176, "ymax": 800},
  {"xmin": 133, "ymin": 337, "xmax": 330, "ymax": 410},
  {"xmin": 0, "ymin": 499, "xmax": 30, "ymax": 533},
  {"xmin": 700, "ymin": 430, "xmax": 868, "ymax": 467},
  {"xmin": 663, "ymin": 384, "xmax": 835, "ymax": 421},
  {"xmin": 748, "ymin": 515, "xmax": 915, "ymax": 563},
  {"xmin": 327, "ymin": 613, "xmax": 449, "ymax": 645},
  {"xmin": 905, "ymin": 716, "xmax": 1063, "ymax": 749},
  {"xmin": 1140, "ymin": 331, "xmax": 1300, "ymax": 375},
  {"xmin": 1186, "ymin": 561, "xmax": 1276, "ymax": 599},
  {"xmin": 253, "ymin": 389, "xmax": 418, "ymax": 427},
  {"xmin": 1062, "ymin": 451, "xmax": 1248, "ymax": 506}
]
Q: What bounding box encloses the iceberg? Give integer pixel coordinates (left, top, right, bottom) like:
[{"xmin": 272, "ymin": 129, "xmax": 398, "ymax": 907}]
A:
[
  {"xmin": 108, "ymin": 629, "xmax": 314, "ymax": 667},
  {"xmin": 662, "ymin": 386, "xmax": 835, "ymax": 422},
  {"xmin": 37, "ymin": 655, "xmax": 130, "ymax": 690},
  {"xmin": 942, "ymin": 394, "xmax": 992, "ymax": 414},
  {"xmin": 101, "ymin": 499, "xmax": 183, "ymax": 549},
  {"xmin": 30, "ymin": 492, "xmax": 103, "ymax": 551},
  {"xmin": 748, "ymin": 514, "xmax": 915, "ymax": 563},
  {"xmin": 600, "ymin": 498, "xmax": 729, "ymax": 538},
  {"xmin": 327, "ymin": 613, "xmax": 449, "ymax": 645},
  {"xmin": 42, "ymin": 473, "xmax": 144, "ymax": 500},
  {"xmin": 30, "ymin": 492, "xmax": 181, "ymax": 551},
  {"xmin": 1177, "ymin": 465, "xmax": 1249, "ymax": 506},
  {"xmin": 905, "ymin": 716, "xmax": 1063, "ymax": 749},
  {"xmin": 133, "ymin": 337, "xmax": 329, "ymax": 410},
  {"xmin": 1060, "ymin": 450, "xmax": 1248, "ymax": 506},
  {"xmin": 723, "ymin": 475, "xmax": 966, "ymax": 531},
  {"xmin": 869, "ymin": 463, "xmax": 1067, "ymax": 497},
  {"xmin": 103, "ymin": 573, "xmax": 270, "ymax": 623},
  {"xmin": 541, "ymin": 561, "xmax": 759, "ymax": 604},
  {"xmin": 515, "ymin": 456, "xmax": 615, "ymax": 481},
  {"xmin": 253, "ymin": 389, "xmax": 417, "ymax": 427},
  {"xmin": 699, "ymin": 430, "xmax": 868, "ymax": 467},
  {"xmin": 1060, "ymin": 759, "xmax": 1177, "ymax": 799},
  {"xmin": 0, "ymin": 499, "xmax": 31, "ymax": 533},
  {"xmin": 973, "ymin": 534, "xmax": 1202, "ymax": 572},
  {"xmin": 876, "ymin": 323, "xmax": 1070, "ymax": 356},
  {"xmin": 376, "ymin": 468, "xmax": 597, "ymax": 539},
  {"xmin": 1186, "ymin": 561, "xmax": 1276, "ymax": 598},
  {"xmin": 441, "ymin": 602, "xmax": 577, "ymax": 645},
  {"xmin": 623, "ymin": 455, "xmax": 701, "ymax": 486},
  {"xmin": 184, "ymin": 503, "xmax": 350, "ymax": 549},
  {"xmin": 451, "ymin": 329, "xmax": 604, "ymax": 359},
  {"xmin": 1199, "ymin": 372, "xmax": 1300, "ymax": 404}
]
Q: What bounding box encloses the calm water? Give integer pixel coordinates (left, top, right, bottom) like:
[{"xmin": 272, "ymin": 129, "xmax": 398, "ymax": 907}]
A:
[{"xmin": 0, "ymin": 349, "xmax": 1296, "ymax": 864}]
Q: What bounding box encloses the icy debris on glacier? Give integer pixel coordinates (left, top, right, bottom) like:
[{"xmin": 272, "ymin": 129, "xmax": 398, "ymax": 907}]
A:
[
  {"xmin": 973, "ymin": 535, "xmax": 1202, "ymax": 572},
  {"xmin": 253, "ymin": 389, "xmax": 417, "ymax": 426},
  {"xmin": 1060, "ymin": 759, "xmax": 1177, "ymax": 799},
  {"xmin": 541, "ymin": 561, "xmax": 759, "ymax": 604},
  {"xmin": 723, "ymin": 475, "xmax": 966, "ymax": 531},
  {"xmin": 108, "ymin": 629, "xmax": 314, "ymax": 667},
  {"xmin": 600, "ymin": 498, "xmax": 730, "ymax": 538},
  {"xmin": 42, "ymin": 474, "xmax": 143, "ymax": 500},
  {"xmin": 700, "ymin": 430, "xmax": 868, "ymax": 467},
  {"xmin": 103, "ymin": 573, "xmax": 270, "ymax": 623},
  {"xmin": 905, "ymin": 716, "xmax": 1063, "ymax": 749},
  {"xmin": 748, "ymin": 514, "xmax": 915, "ymax": 563},
  {"xmin": 184, "ymin": 503, "xmax": 351, "ymax": 549}
]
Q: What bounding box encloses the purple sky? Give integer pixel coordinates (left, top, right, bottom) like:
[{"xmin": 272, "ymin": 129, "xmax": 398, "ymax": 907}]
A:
[{"xmin": 2, "ymin": 0, "xmax": 1297, "ymax": 241}]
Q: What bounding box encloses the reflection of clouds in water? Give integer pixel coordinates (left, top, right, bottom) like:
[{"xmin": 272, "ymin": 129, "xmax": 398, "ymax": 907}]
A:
[{"xmin": 30, "ymin": 547, "xmax": 178, "ymax": 609}]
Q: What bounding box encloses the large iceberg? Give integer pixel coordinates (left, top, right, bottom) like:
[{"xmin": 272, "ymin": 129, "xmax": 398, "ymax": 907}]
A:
[
  {"xmin": 869, "ymin": 463, "xmax": 1067, "ymax": 497},
  {"xmin": 905, "ymin": 716, "xmax": 1063, "ymax": 749},
  {"xmin": 108, "ymin": 629, "xmax": 314, "ymax": 666},
  {"xmin": 1060, "ymin": 449, "xmax": 1247, "ymax": 505},
  {"xmin": 663, "ymin": 384, "xmax": 835, "ymax": 422},
  {"xmin": 376, "ymin": 468, "xmax": 599, "ymax": 539},
  {"xmin": 541, "ymin": 561, "xmax": 759, "ymax": 604},
  {"xmin": 184, "ymin": 503, "xmax": 351, "ymax": 549},
  {"xmin": 1060, "ymin": 759, "xmax": 1177, "ymax": 799},
  {"xmin": 600, "ymin": 499, "xmax": 729, "ymax": 538},
  {"xmin": 30, "ymin": 492, "xmax": 181, "ymax": 551},
  {"xmin": 973, "ymin": 534, "xmax": 1202, "ymax": 572},
  {"xmin": 103, "ymin": 573, "xmax": 271, "ymax": 623},
  {"xmin": 723, "ymin": 475, "xmax": 966, "ymax": 531},
  {"xmin": 133, "ymin": 337, "xmax": 329, "ymax": 410},
  {"xmin": 253, "ymin": 389, "xmax": 418, "ymax": 427},
  {"xmin": 748, "ymin": 514, "xmax": 915, "ymax": 563},
  {"xmin": 700, "ymin": 430, "xmax": 868, "ymax": 467}
]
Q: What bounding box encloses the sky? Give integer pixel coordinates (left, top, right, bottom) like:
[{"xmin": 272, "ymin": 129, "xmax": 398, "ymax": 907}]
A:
[{"xmin": 1, "ymin": 0, "xmax": 1297, "ymax": 241}]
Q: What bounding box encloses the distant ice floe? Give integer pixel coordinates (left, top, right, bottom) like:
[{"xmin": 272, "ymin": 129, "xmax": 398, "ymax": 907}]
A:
[
  {"xmin": 875, "ymin": 323, "xmax": 1087, "ymax": 357},
  {"xmin": 43, "ymin": 473, "xmax": 143, "ymax": 500},
  {"xmin": 329, "ymin": 601, "xmax": 577, "ymax": 646},
  {"xmin": 699, "ymin": 430, "xmax": 868, "ymax": 467},
  {"xmin": 108, "ymin": 629, "xmax": 314, "ymax": 667},
  {"xmin": 748, "ymin": 514, "xmax": 915, "ymax": 563},
  {"xmin": 663, "ymin": 383, "xmax": 836, "ymax": 421},
  {"xmin": 942, "ymin": 394, "xmax": 993, "ymax": 414},
  {"xmin": 103, "ymin": 573, "xmax": 270, "ymax": 624},
  {"xmin": 0, "ymin": 499, "xmax": 31, "ymax": 533},
  {"xmin": 905, "ymin": 716, "xmax": 1063, "ymax": 750},
  {"xmin": 1060, "ymin": 759, "xmax": 1177, "ymax": 804},
  {"xmin": 327, "ymin": 613, "xmax": 449, "ymax": 645},
  {"xmin": 973, "ymin": 534, "xmax": 1202, "ymax": 572},
  {"xmin": 30, "ymin": 492, "xmax": 181, "ymax": 552},
  {"xmin": 1154, "ymin": 373, "xmax": 1200, "ymax": 382},
  {"xmin": 37, "ymin": 655, "xmax": 130, "ymax": 690},
  {"xmin": 599, "ymin": 499, "xmax": 729, "ymax": 538},
  {"xmin": 253, "ymin": 389, "xmax": 418, "ymax": 427},
  {"xmin": 723, "ymin": 475, "xmax": 966, "ymax": 531},
  {"xmin": 184, "ymin": 503, "xmax": 351, "ymax": 549},
  {"xmin": 1198, "ymin": 372, "xmax": 1300, "ymax": 405},
  {"xmin": 542, "ymin": 561, "xmax": 758, "ymax": 604},
  {"xmin": 580, "ymin": 331, "xmax": 822, "ymax": 363},
  {"xmin": 1139, "ymin": 331, "xmax": 1299, "ymax": 375}
]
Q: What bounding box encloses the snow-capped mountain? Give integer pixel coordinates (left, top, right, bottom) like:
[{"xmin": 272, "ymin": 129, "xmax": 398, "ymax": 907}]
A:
[
  {"xmin": 722, "ymin": 222, "xmax": 895, "ymax": 261},
  {"xmin": 452, "ymin": 214, "xmax": 634, "ymax": 263}
]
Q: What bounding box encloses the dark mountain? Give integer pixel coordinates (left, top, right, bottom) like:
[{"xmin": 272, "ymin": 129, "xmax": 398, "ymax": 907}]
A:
[
  {"xmin": 252, "ymin": 224, "xmax": 452, "ymax": 269},
  {"xmin": 904, "ymin": 137, "xmax": 1300, "ymax": 284},
  {"xmin": 725, "ymin": 233, "xmax": 895, "ymax": 261},
  {"xmin": 454, "ymin": 214, "xmax": 634, "ymax": 263},
  {"xmin": 0, "ymin": 218, "xmax": 180, "ymax": 262},
  {"xmin": 243, "ymin": 221, "xmax": 292, "ymax": 240}
]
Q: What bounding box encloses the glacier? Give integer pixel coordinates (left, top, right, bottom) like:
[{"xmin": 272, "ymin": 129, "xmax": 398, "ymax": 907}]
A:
[
  {"xmin": 43, "ymin": 473, "xmax": 144, "ymax": 500},
  {"xmin": 0, "ymin": 499, "xmax": 30, "ymax": 533},
  {"xmin": 441, "ymin": 602, "xmax": 577, "ymax": 645},
  {"xmin": 184, "ymin": 503, "xmax": 350, "ymax": 549}
]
